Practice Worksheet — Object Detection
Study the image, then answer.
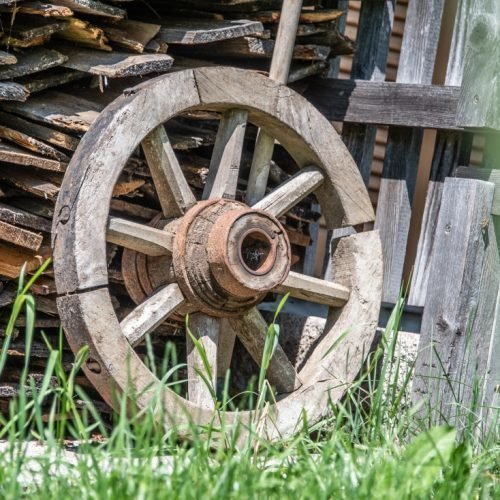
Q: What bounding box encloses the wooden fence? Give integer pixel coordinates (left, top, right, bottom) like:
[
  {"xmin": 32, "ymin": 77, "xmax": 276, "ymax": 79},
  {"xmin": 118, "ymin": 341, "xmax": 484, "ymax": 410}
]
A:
[{"xmin": 313, "ymin": 0, "xmax": 499, "ymax": 430}]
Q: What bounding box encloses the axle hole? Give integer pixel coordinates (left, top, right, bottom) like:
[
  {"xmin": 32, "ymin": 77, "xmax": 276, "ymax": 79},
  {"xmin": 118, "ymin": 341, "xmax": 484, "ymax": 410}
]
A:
[{"xmin": 239, "ymin": 230, "xmax": 275, "ymax": 275}]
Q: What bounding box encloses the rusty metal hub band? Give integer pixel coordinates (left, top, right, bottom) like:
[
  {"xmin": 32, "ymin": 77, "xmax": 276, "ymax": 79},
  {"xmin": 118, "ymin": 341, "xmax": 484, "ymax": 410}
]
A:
[{"xmin": 173, "ymin": 199, "xmax": 291, "ymax": 317}]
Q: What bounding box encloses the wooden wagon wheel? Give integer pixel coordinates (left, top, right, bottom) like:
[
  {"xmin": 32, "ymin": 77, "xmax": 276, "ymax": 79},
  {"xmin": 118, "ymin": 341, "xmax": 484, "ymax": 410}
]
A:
[{"xmin": 52, "ymin": 67, "xmax": 382, "ymax": 442}]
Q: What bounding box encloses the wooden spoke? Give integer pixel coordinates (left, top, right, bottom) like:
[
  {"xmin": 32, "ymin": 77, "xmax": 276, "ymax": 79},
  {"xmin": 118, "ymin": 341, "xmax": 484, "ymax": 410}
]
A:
[
  {"xmin": 216, "ymin": 319, "xmax": 237, "ymax": 379},
  {"xmin": 203, "ymin": 109, "xmax": 248, "ymax": 200},
  {"xmin": 253, "ymin": 166, "xmax": 324, "ymax": 217},
  {"xmin": 187, "ymin": 313, "xmax": 219, "ymax": 409},
  {"xmin": 142, "ymin": 125, "xmax": 196, "ymax": 217},
  {"xmin": 275, "ymin": 271, "xmax": 350, "ymax": 307},
  {"xmin": 229, "ymin": 308, "xmax": 301, "ymax": 394},
  {"xmin": 245, "ymin": 130, "xmax": 275, "ymax": 206},
  {"xmin": 121, "ymin": 283, "xmax": 185, "ymax": 347},
  {"xmin": 106, "ymin": 216, "xmax": 173, "ymax": 256}
]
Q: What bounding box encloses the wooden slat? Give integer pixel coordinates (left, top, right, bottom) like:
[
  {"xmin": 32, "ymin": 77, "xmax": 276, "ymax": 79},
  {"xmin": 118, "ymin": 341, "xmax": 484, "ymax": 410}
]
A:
[
  {"xmin": 0, "ymin": 202, "xmax": 52, "ymax": 232},
  {"xmin": 0, "ymin": 219, "xmax": 43, "ymax": 251},
  {"xmin": 456, "ymin": 0, "xmax": 500, "ymax": 129},
  {"xmin": 0, "ymin": 142, "xmax": 66, "ymax": 172},
  {"xmin": 49, "ymin": 0, "xmax": 125, "ymax": 19},
  {"xmin": 409, "ymin": 0, "xmax": 471, "ymax": 307},
  {"xmin": 412, "ymin": 178, "xmax": 499, "ymax": 431},
  {"xmin": 0, "ymin": 48, "xmax": 66, "ymax": 79},
  {"xmin": 0, "ymin": 82, "xmax": 29, "ymax": 102},
  {"xmin": 305, "ymin": 80, "xmax": 461, "ymax": 130},
  {"xmin": 341, "ymin": 0, "xmax": 395, "ymax": 185},
  {"xmin": 456, "ymin": 167, "xmax": 500, "ymax": 215},
  {"xmin": 57, "ymin": 46, "xmax": 174, "ymax": 77},
  {"xmin": 159, "ymin": 18, "xmax": 264, "ymax": 44},
  {"xmin": 374, "ymin": 0, "xmax": 446, "ymax": 304}
]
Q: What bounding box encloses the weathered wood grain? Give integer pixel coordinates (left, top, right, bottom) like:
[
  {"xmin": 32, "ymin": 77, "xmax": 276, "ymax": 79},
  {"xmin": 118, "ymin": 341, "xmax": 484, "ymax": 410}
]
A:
[
  {"xmin": 375, "ymin": 0, "xmax": 445, "ymax": 304},
  {"xmin": 340, "ymin": 0, "xmax": 395, "ymax": 184},
  {"xmin": 305, "ymin": 80, "xmax": 461, "ymax": 129},
  {"xmin": 58, "ymin": 46, "xmax": 174, "ymax": 77},
  {"xmin": 0, "ymin": 219, "xmax": 43, "ymax": 250},
  {"xmin": 456, "ymin": 167, "xmax": 500, "ymax": 216},
  {"xmin": 160, "ymin": 18, "xmax": 263, "ymax": 44},
  {"xmin": 412, "ymin": 178, "xmax": 499, "ymax": 432},
  {"xmin": 456, "ymin": 0, "xmax": 500, "ymax": 130},
  {"xmin": 0, "ymin": 48, "xmax": 66, "ymax": 79},
  {"xmin": 229, "ymin": 307, "xmax": 301, "ymax": 393},
  {"xmin": 187, "ymin": 313, "xmax": 219, "ymax": 409}
]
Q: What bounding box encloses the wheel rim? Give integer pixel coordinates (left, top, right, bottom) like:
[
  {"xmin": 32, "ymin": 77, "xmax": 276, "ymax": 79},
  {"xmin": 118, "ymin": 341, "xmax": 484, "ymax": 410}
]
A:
[{"xmin": 53, "ymin": 67, "xmax": 382, "ymax": 441}]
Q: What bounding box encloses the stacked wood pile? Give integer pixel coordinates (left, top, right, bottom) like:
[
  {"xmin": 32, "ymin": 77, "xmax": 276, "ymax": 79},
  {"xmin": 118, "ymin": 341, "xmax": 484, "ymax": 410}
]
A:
[{"xmin": 0, "ymin": 0, "xmax": 353, "ymax": 415}]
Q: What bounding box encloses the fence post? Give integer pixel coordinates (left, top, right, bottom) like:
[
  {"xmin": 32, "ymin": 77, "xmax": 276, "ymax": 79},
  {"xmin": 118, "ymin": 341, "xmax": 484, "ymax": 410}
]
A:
[{"xmin": 412, "ymin": 177, "xmax": 499, "ymax": 433}]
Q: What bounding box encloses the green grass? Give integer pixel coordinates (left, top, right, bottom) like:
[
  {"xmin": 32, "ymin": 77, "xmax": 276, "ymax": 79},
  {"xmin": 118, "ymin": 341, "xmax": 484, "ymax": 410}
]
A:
[{"xmin": 0, "ymin": 268, "xmax": 498, "ymax": 499}]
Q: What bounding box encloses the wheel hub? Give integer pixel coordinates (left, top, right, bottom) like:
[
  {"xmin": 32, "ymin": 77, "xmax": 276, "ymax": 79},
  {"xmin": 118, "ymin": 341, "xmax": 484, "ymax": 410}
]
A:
[{"xmin": 173, "ymin": 199, "xmax": 291, "ymax": 317}]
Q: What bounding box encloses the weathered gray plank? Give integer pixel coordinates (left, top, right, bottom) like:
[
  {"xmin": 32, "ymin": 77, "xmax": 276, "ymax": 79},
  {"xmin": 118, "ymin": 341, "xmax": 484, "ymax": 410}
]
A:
[
  {"xmin": 0, "ymin": 82, "xmax": 29, "ymax": 102},
  {"xmin": 57, "ymin": 46, "xmax": 174, "ymax": 77},
  {"xmin": 305, "ymin": 80, "xmax": 461, "ymax": 130},
  {"xmin": 409, "ymin": 0, "xmax": 471, "ymax": 307},
  {"xmin": 412, "ymin": 178, "xmax": 499, "ymax": 433},
  {"xmin": 341, "ymin": 0, "xmax": 395, "ymax": 185},
  {"xmin": 375, "ymin": 0, "xmax": 446, "ymax": 304},
  {"xmin": 159, "ymin": 18, "xmax": 263, "ymax": 44},
  {"xmin": 456, "ymin": 0, "xmax": 500, "ymax": 129},
  {"xmin": 0, "ymin": 48, "xmax": 66, "ymax": 79},
  {"xmin": 456, "ymin": 167, "xmax": 500, "ymax": 216},
  {"xmin": 49, "ymin": 0, "xmax": 125, "ymax": 19}
]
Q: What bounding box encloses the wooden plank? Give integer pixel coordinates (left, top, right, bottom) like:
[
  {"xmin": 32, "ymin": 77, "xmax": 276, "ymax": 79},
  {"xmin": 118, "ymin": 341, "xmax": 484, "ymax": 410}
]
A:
[
  {"xmin": 0, "ymin": 82, "xmax": 29, "ymax": 102},
  {"xmin": 0, "ymin": 142, "xmax": 66, "ymax": 172},
  {"xmin": 375, "ymin": 0, "xmax": 446, "ymax": 304},
  {"xmin": 0, "ymin": 202, "xmax": 52, "ymax": 232},
  {"xmin": 0, "ymin": 124, "xmax": 69, "ymax": 161},
  {"xmin": 0, "ymin": 219, "xmax": 42, "ymax": 251},
  {"xmin": 0, "ymin": 166, "xmax": 59, "ymax": 199},
  {"xmin": 20, "ymin": 69, "xmax": 87, "ymax": 95},
  {"xmin": 456, "ymin": 167, "xmax": 500, "ymax": 215},
  {"xmin": 456, "ymin": 0, "xmax": 500, "ymax": 129},
  {"xmin": 0, "ymin": 242, "xmax": 43, "ymax": 279},
  {"xmin": 0, "ymin": 48, "xmax": 66, "ymax": 79},
  {"xmin": 176, "ymin": 37, "xmax": 331, "ymax": 61},
  {"xmin": 0, "ymin": 111, "xmax": 79, "ymax": 151},
  {"xmin": 0, "ymin": 50, "xmax": 17, "ymax": 64},
  {"xmin": 339, "ymin": 0, "xmax": 395, "ymax": 185},
  {"xmin": 305, "ymin": 80, "xmax": 462, "ymax": 129},
  {"xmin": 49, "ymin": 0, "xmax": 125, "ymax": 19},
  {"xmin": 159, "ymin": 18, "xmax": 264, "ymax": 44},
  {"xmin": 412, "ymin": 178, "xmax": 499, "ymax": 432},
  {"xmin": 57, "ymin": 46, "xmax": 174, "ymax": 77},
  {"xmin": 101, "ymin": 19, "xmax": 161, "ymax": 53},
  {"xmin": 0, "ymin": 90, "xmax": 102, "ymax": 133},
  {"xmin": 55, "ymin": 17, "xmax": 111, "ymax": 51},
  {"xmin": 409, "ymin": 0, "xmax": 471, "ymax": 307},
  {"xmin": 0, "ymin": 2, "xmax": 74, "ymax": 17}
]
